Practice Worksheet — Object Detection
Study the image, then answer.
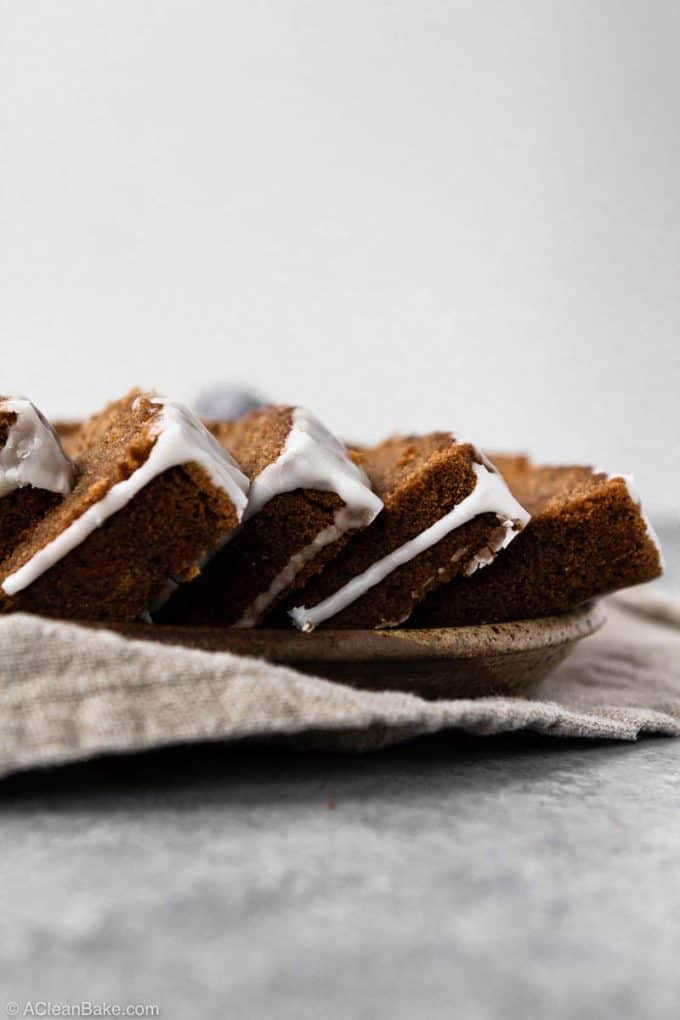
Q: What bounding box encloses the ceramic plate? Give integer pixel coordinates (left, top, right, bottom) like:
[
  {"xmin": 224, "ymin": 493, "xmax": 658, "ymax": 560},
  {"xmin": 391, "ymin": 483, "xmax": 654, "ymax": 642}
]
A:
[{"xmin": 93, "ymin": 600, "xmax": 606, "ymax": 701}]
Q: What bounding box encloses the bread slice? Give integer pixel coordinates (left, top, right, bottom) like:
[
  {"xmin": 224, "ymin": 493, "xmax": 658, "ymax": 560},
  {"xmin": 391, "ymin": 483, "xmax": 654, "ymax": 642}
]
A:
[
  {"xmin": 281, "ymin": 433, "xmax": 530, "ymax": 630},
  {"xmin": 411, "ymin": 455, "xmax": 663, "ymax": 626},
  {"xmin": 0, "ymin": 391, "xmax": 249, "ymax": 622},
  {"xmin": 156, "ymin": 405, "xmax": 383, "ymax": 626}
]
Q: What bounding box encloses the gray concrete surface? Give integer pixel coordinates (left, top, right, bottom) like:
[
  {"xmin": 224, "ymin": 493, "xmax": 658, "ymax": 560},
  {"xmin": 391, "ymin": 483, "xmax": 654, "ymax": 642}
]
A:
[{"xmin": 1, "ymin": 522, "xmax": 678, "ymax": 1020}]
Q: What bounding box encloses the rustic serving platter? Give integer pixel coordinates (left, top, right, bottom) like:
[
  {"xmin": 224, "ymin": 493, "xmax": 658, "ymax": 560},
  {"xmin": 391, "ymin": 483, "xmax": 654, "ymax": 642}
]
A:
[{"xmin": 88, "ymin": 600, "xmax": 606, "ymax": 701}]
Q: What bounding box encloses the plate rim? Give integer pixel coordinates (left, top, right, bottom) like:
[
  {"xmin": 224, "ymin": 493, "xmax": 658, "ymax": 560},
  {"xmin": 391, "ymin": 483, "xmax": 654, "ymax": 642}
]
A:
[{"xmin": 85, "ymin": 600, "xmax": 607, "ymax": 663}]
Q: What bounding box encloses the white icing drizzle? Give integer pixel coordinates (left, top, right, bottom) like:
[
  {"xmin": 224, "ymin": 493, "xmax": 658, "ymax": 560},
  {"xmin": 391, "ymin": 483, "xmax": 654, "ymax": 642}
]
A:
[
  {"xmin": 243, "ymin": 407, "xmax": 383, "ymax": 526},
  {"xmin": 2, "ymin": 397, "xmax": 250, "ymax": 597},
  {"xmin": 289, "ymin": 461, "xmax": 530, "ymax": 632},
  {"xmin": 232, "ymin": 407, "xmax": 383, "ymax": 625},
  {"xmin": 234, "ymin": 522, "xmax": 342, "ymax": 627},
  {"xmin": 463, "ymin": 520, "xmax": 519, "ymax": 575},
  {"xmin": 149, "ymin": 398, "xmax": 249, "ymax": 513},
  {"xmin": 0, "ymin": 398, "xmax": 74, "ymax": 498}
]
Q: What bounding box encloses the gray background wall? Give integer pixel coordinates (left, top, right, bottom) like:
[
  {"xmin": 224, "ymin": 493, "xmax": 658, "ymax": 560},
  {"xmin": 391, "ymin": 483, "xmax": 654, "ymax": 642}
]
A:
[{"xmin": 2, "ymin": 0, "xmax": 679, "ymax": 514}]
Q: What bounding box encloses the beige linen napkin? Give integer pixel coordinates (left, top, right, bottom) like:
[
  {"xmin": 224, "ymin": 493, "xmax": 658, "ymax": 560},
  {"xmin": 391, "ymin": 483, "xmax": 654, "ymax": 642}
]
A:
[{"xmin": 1, "ymin": 591, "xmax": 679, "ymax": 779}]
